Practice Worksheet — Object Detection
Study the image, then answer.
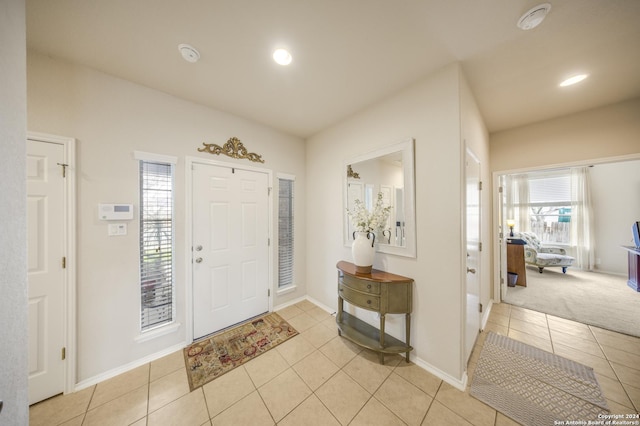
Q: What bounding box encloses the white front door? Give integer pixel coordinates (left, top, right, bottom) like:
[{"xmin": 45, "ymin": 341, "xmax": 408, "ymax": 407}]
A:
[
  {"xmin": 465, "ymin": 148, "xmax": 481, "ymax": 364},
  {"xmin": 27, "ymin": 139, "xmax": 66, "ymax": 404},
  {"xmin": 192, "ymin": 163, "xmax": 270, "ymax": 339}
]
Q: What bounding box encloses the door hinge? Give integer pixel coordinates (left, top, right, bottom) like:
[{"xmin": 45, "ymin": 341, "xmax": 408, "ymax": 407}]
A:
[
  {"xmin": 61, "ymin": 347, "xmax": 66, "ymax": 360},
  {"xmin": 232, "ymin": 168, "xmax": 235, "ymax": 174},
  {"xmin": 499, "ymin": 231, "xmax": 504, "ymax": 239},
  {"xmin": 500, "ymin": 277, "xmax": 504, "ymax": 284},
  {"xmin": 268, "ymin": 237, "xmax": 271, "ymax": 246},
  {"xmin": 498, "ymin": 186, "xmax": 503, "ymax": 193},
  {"xmin": 479, "ymin": 303, "xmax": 483, "ymax": 313},
  {"xmin": 268, "ymin": 187, "xmax": 272, "ymax": 196},
  {"xmin": 478, "ymin": 181, "xmax": 483, "ymax": 191},
  {"xmin": 57, "ymin": 163, "xmax": 68, "ymax": 178},
  {"xmin": 268, "ymin": 289, "xmax": 271, "ymax": 297},
  {"xmin": 479, "ymin": 242, "xmax": 483, "ymax": 252},
  {"xmin": 62, "ymin": 257, "xmax": 66, "ymax": 269}
]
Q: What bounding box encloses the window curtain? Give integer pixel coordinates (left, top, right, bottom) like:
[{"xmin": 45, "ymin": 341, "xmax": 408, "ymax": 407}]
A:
[
  {"xmin": 505, "ymin": 174, "xmax": 530, "ymax": 235},
  {"xmin": 571, "ymin": 167, "xmax": 595, "ymax": 270}
]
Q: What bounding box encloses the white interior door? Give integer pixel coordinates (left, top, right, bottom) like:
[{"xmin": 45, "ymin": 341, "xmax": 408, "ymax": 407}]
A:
[
  {"xmin": 465, "ymin": 148, "xmax": 481, "ymax": 364},
  {"xmin": 192, "ymin": 163, "xmax": 270, "ymax": 339},
  {"xmin": 27, "ymin": 139, "xmax": 66, "ymax": 404}
]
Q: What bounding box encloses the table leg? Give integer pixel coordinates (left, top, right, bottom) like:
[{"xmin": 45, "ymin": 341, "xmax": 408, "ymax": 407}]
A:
[
  {"xmin": 379, "ymin": 314, "xmax": 386, "ymax": 364},
  {"xmin": 405, "ymin": 313, "xmax": 411, "ymax": 363}
]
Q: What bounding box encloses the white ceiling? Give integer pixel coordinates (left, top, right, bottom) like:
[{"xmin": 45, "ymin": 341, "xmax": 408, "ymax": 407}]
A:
[{"xmin": 26, "ymin": 0, "xmax": 640, "ymax": 138}]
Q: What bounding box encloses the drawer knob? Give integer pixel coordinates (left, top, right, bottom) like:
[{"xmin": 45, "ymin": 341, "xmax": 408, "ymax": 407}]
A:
[
  {"xmin": 367, "ymin": 284, "xmax": 371, "ymax": 289},
  {"xmin": 367, "ymin": 300, "xmax": 372, "ymax": 305}
]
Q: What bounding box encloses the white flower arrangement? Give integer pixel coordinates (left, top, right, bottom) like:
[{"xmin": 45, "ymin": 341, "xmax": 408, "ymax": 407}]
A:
[{"xmin": 347, "ymin": 192, "xmax": 392, "ymax": 234}]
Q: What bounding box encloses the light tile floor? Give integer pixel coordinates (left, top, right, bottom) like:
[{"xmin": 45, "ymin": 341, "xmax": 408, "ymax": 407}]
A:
[{"xmin": 30, "ymin": 300, "xmax": 640, "ymax": 425}]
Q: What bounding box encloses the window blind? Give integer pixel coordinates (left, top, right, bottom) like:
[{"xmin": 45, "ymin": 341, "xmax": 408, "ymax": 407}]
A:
[
  {"xmin": 278, "ymin": 178, "xmax": 294, "ymax": 288},
  {"xmin": 140, "ymin": 161, "xmax": 174, "ymax": 330},
  {"xmin": 529, "ymin": 175, "xmax": 570, "ymax": 203}
]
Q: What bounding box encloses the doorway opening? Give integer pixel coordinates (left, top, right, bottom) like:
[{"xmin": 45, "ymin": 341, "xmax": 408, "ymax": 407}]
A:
[{"xmin": 493, "ymin": 154, "xmax": 640, "ymax": 337}]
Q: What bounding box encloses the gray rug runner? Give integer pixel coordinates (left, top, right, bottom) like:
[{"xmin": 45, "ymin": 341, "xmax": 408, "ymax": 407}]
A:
[{"xmin": 470, "ymin": 332, "xmax": 609, "ymax": 426}]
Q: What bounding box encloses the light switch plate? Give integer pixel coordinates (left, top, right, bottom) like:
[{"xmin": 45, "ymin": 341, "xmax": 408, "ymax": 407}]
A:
[{"xmin": 108, "ymin": 223, "xmax": 127, "ymax": 236}]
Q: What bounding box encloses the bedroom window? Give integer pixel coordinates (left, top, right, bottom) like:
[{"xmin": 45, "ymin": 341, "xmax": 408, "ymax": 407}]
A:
[
  {"xmin": 278, "ymin": 175, "xmax": 294, "ymax": 289},
  {"xmin": 136, "ymin": 152, "xmax": 177, "ymax": 331},
  {"xmin": 508, "ymin": 172, "xmax": 572, "ymax": 244},
  {"xmin": 527, "ymin": 174, "xmax": 572, "ymax": 244},
  {"xmin": 505, "ymin": 167, "xmax": 594, "ymax": 269}
]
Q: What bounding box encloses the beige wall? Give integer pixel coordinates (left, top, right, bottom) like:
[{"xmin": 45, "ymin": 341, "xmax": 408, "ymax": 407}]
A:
[
  {"xmin": 490, "ymin": 98, "xmax": 640, "ymax": 173},
  {"xmin": 590, "ymin": 159, "xmax": 640, "ymax": 274},
  {"xmin": 0, "ymin": 0, "xmax": 29, "ymax": 423},
  {"xmin": 27, "ymin": 51, "xmax": 307, "ymax": 383},
  {"xmin": 306, "ymin": 63, "xmax": 490, "ymax": 385}
]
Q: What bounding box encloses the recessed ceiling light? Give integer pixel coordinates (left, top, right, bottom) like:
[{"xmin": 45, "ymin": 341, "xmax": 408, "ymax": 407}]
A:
[
  {"xmin": 559, "ymin": 74, "xmax": 588, "ymax": 87},
  {"xmin": 517, "ymin": 3, "xmax": 552, "ymax": 30},
  {"xmin": 273, "ymin": 48, "xmax": 292, "ymax": 66},
  {"xmin": 178, "ymin": 44, "xmax": 200, "ymax": 63}
]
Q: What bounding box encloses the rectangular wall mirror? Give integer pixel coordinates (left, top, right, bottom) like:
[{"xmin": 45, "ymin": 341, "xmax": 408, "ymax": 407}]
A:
[{"xmin": 344, "ymin": 138, "xmax": 416, "ymax": 258}]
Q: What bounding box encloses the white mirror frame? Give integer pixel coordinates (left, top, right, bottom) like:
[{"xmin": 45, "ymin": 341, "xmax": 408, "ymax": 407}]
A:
[{"xmin": 343, "ymin": 138, "xmax": 416, "ymax": 258}]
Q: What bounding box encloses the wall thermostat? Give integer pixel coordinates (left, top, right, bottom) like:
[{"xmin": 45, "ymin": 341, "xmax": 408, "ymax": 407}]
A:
[{"xmin": 98, "ymin": 203, "xmax": 134, "ymax": 220}]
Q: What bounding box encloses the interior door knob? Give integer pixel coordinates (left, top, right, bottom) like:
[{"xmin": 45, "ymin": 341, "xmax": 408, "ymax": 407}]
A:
[
  {"xmin": 195, "ymin": 257, "xmax": 203, "ymax": 263},
  {"xmin": 195, "ymin": 245, "xmax": 203, "ymax": 251},
  {"xmin": 467, "ymin": 267, "xmax": 476, "ymax": 274}
]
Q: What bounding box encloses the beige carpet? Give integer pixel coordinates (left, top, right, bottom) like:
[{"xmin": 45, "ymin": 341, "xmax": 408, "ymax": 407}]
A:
[
  {"xmin": 183, "ymin": 312, "xmax": 298, "ymax": 390},
  {"xmin": 471, "ymin": 332, "xmax": 609, "ymax": 425},
  {"xmin": 503, "ymin": 267, "xmax": 640, "ymax": 337}
]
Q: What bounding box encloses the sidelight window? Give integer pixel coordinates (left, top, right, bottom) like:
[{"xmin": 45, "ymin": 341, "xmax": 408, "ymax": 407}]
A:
[
  {"xmin": 278, "ymin": 175, "xmax": 295, "ymax": 289},
  {"xmin": 137, "ymin": 152, "xmax": 177, "ymax": 331}
]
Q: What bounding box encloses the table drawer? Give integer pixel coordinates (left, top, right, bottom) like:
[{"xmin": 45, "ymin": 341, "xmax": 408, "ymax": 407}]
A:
[
  {"xmin": 339, "ymin": 283, "xmax": 380, "ymax": 310},
  {"xmin": 340, "ymin": 274, "xmax": 381, "ymax": 294}
]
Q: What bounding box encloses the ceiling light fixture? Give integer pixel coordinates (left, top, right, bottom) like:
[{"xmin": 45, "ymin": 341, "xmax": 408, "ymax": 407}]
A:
[
  {"xmin": 273, "ymin": 48, "xmax": 292, "ymax": 66},
  {"xmin": 178, "ymin": 44, "xmax": 200, "ymax": 63},
  {"xmin": 559, "ymin": 74, "xmax": 589, "ymax": 87},
  {"xmin": 517, "ymin": 3, "xmax": 552, "ymax": 30}
]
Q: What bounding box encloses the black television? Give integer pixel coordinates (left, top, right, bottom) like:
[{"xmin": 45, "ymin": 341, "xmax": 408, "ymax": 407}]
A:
[{"xmin": 633, "ymin": 221, "xmax": 640, "ymax": 249}]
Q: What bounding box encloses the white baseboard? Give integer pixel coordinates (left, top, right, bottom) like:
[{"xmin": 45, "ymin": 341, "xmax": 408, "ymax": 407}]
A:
[
  {"xmin": 74, "ymin": 341, "xmax": 187, "ymax": 392},
  {"xmin": 412, "ymin": 354, "xmax": 467, "ymax": 391},
  {"xmin": 304, "ymin": 295, "xmax": 336, "ymax": 315},
  {"xmin": 481, "ymin": 299, "xmax": 494, "ymax": 330},
  {"xmin": 273, "ymin": 295, "xmax": 335, "ymax": 316},
  {"xmin": 272, "ymin": 295, "xmax": 308, "ymax": 312}
]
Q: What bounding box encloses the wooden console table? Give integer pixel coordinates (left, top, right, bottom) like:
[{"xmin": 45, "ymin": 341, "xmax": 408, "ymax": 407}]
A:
[
  {"xmin": 622, "ymin": 246, "xmax": 640, "ymax": 292},
  {"xmin": 336, "ymin": 261, "xmax": 413, "ymax": 364}
]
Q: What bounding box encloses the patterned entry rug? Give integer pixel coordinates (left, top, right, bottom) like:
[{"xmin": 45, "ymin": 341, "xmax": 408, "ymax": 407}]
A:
[
  {"xmin": 183, "ymin": 312, "xmax": 298, "ymax": 391},
  {"xmin": 470, "ymin": 332, "xmax": 609, "ymax": 425}
]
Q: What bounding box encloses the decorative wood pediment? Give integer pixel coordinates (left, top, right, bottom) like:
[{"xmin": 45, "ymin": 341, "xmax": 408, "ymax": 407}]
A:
[
  {"xmin": 198, "ymin": 137, "xmax": 265, "ymax": 163},
  {"xmin": 347, "ymin": 165, "xmax": 360, "ymax": 179}
]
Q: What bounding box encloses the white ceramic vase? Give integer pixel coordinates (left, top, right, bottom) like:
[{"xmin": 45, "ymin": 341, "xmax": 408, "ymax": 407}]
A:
[{"xmin": 352, "ymin": 231, "xmax": 375, "ymax": 273}]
